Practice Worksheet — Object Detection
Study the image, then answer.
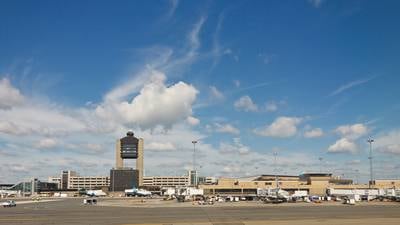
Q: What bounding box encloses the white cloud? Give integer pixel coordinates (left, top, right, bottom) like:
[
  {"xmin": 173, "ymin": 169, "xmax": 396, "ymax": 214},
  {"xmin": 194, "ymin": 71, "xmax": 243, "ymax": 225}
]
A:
[
  {"xmin": 265, "ymin": 101, "xmax": 278, "ymax": 112},
  {"xmin": 308, "ymin": 0, "xmax": 325, "ymax": 8},
  {"xmin": 379, "ymin": 144, "xmax": 400, "ymax": 155},
  {"xmin": 219, "ymin": 138, "xmax": 249, "ymax": 155},
  {"xmin": 258, "ymin": 53, "xmax": 276, "ymax": 65},
  {"xmin": 165, "ymin": 0, "xmax": 179, "ymax": 19},
  {"xmin": 0, "ymin": 121, "xmax": 24, "ymax": 135},
  {"xmin": 328, "ymin": 138, "xmax": 358, "ymax": 154},
  {"xmin": 214, "ymin": 123, "xmax": 240, "ymax": 135},
  {"xmin": 209, "ymin": 86, "xmax": 224, "ymax": 100},
  {"xmin": 186, "ymin": 116, "xmax": 200, "ymax": 126},
  {"xmin": 254, "ymin": 117, "xmax": 303, "ymax": 138},
  {"xmin": 233, "ymin": 80, "xmax": 240, "ymax": 87},
  {"xmin": 234, "ymin": 95, "xmax": 258, "ymax": 112},
  {"xmin": 375, "ymin": 130, "xmax": 400, "ymax": 155},
  {"xmin": 95, "ymin": 70, "xmax": 198, "ymax": 130},
  {"xmin": 222, "ymin": 166, "xmax": 241, "ymax": 173},
  {"xmin": 0, "ymin": 78, "xmax": 24, "ymax": 109},
  {"xmin": 103, "ymin": 69, "xmax": 157, "ymax": 103},
  {"xmin": 0, "ymin": 105, "xmax": 86, "ymax": 136},
  {"xmin": 329, "ymin": 77, "xmax": 374, "ymax": 96},
  {"xmin": 34, "ymin": 138, "xmax": 58, "ymax": 149},
  {"xmin": 327, "ymin": 123, "xmax": 368, "ymax": 154},
  {"xmin": 147, "ymin": 142, "xmax": 177, "ymax": 151},
  {"xmin": 84, "ymin": 143, "xmax": 104, "ymax": 152},
  {"xmin": 335, "ymin": 123, "xmax": 368, "ymax": 139},
  {"xmin": 345, "ymin": 159, "xmax": 361, "ymax": 165},
  {"xmin": 304, "ymin": 128, "xmax": 324, "ymax": 138}
]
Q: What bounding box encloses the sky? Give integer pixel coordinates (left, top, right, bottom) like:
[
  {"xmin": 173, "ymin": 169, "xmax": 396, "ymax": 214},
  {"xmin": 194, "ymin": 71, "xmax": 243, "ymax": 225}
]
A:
[{"xmin": 1, "ymin": 0, "xmax": 400, "ymax": 184}]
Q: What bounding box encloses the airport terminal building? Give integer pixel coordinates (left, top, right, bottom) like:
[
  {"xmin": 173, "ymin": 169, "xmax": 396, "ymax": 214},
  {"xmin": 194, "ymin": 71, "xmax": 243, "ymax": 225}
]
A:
[
  {"xmin": 49, "ymin": 170, "xmax": 110, "ymax": 190},
  {"xmin": 199, "ymin": 173, "xmax": 400, "ymax": 196}
]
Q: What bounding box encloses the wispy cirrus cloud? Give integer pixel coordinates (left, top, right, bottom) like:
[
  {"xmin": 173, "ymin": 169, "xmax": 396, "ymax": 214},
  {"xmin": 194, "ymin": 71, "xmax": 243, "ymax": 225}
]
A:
[
  {"xmin": 165, "ymin": 0, "xmax": 179, "ymax": 20},
  {"xmin": 308, "ymin": 0, "xmax": 326, "ymax": 8},
  {"xmin": 329, "ymin": 76, "xmax": 376, "ymax": 97}
]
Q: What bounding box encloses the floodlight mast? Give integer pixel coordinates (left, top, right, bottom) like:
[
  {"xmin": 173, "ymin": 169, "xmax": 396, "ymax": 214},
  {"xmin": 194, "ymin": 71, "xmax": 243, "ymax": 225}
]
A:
[
  {"xmin": 192, "ymin": 140, "xmax": 198, "ymax": 186},
  {"xmin": 192, "ymin": 140, "xmax": 198, "ymax": 171},
  {"xmin": 273, "ymin": 152, "xmax": 278, "ymax": 189},
  {"xmin": 367, "ymin": 138, "xmax": 374, "ymax": 189}
]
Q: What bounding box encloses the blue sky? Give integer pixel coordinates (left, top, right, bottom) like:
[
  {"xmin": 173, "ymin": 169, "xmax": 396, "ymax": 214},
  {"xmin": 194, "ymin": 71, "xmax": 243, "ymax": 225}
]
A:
[{"xmin": 1, "ymin": 0, "xmax": 400, "ymax": 183}]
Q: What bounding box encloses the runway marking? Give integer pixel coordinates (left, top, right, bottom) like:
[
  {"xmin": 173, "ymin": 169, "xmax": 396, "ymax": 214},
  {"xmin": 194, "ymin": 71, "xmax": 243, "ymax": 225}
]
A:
[
  {"xmin": 121, "ymin": 218, "xmax": 400, "ymax": 225},
  {"xmin": 0, "ymin": 218, "xmax": 47, "ymax": 221}
]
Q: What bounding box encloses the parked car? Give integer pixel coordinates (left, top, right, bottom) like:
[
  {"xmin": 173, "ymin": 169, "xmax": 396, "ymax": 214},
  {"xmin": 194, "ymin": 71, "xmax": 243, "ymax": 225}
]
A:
[{"xmin": 2, "ymin": 200, "xmax": 16, "ymax": 208}]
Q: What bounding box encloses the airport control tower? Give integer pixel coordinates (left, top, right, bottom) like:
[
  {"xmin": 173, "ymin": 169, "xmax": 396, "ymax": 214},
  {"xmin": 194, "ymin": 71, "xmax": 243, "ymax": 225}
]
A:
[{"xmin": 110, "ymin": 131, "xmax": 144, "ymax": 191}]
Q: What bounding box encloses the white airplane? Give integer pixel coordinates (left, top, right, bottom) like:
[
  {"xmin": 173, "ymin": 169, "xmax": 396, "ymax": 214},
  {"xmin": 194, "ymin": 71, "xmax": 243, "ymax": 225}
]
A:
[
  {"xmin": 125, "ymin": 188, "xmax": 151, "ymax": 197},
  {"xmin": 0, "ymin": 190, "xmax": 19, "ymax": 198},
  {"xmin": 86, "ymin": 190, "xmax": 107, "ymax": 197}
]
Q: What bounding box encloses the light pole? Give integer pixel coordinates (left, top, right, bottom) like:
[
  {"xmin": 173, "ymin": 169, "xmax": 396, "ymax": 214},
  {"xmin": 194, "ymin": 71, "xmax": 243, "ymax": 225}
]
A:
[
  {"xmin": 355, "ymin": 169, "xmax": 359, "ymax": 185},
  {"xmin": 192, "ymin": 140, "xmax": 198, "ymax": 186},
  {"xmin": 273, "ymin": 152, "xmax": 278, "ymax": 189},
  {"xmin": 367, "ymin": 138, "xmax": 374, "ymax": 188},
  {"xmin": 192, "ymin": 140, "xmax": 197, "ymax": 171}
]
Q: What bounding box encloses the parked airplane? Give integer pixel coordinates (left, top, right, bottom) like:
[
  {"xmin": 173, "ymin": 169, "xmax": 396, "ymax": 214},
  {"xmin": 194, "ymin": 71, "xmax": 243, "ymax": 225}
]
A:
[
  {"xmin": 125, "ymin": 188, "xmax": 152, "ymax": 197},
  {"xmin": 86, "ymin": 190, "xmax": 107, "ymax": 197}
]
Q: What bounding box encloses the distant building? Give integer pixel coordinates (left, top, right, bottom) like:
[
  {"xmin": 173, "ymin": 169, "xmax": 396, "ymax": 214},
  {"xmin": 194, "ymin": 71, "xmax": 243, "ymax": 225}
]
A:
[
  {"xmin": 61, "ymin": 170, "xmax": 77, "ymax": 189},
  {"xmin": 49, "ymin": 170, "xmax": 110, "ymax": 190},
  {"xmin": 198, "ymin": 176, "xmax": 217, "ymax": 185},
  {"xmin": 0, "ymin": 184, "xmax": 14, "ymax": 190},
  {"xmin": 9, "ymin": 178, "xmax": 58, "ymax": 194},
  {"xmin": 48, "ymin": 177, "xmax": 61, "ymax": 189},
  {"xmin": 189, "ymin": 170, "xmax": 198, "ymax": 186},
  {"xmin": 143, "ymin": 171, "xmax": 216, "ymax": 188},
  {"xmin": 372, "ymin": 179, "xmax": 400, "ymax": 188},
  {"xmin": 143, "ymin": 175, "xmax": 189, "ymax": 187},
  {"xmin": 199, "ymin": 173, "xmax": 400, "ymax": 196}
]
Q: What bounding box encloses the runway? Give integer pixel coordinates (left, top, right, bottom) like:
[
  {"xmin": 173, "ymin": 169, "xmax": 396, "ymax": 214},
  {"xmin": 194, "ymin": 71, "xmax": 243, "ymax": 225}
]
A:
[{"xmin": 0, "ymin": 198, "xmax": 399, "ymax": 225}]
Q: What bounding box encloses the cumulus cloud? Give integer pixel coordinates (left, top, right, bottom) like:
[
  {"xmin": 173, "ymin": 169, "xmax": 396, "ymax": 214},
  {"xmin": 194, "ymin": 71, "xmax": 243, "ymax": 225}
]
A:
[
  {"xmin": 254, "ymin": 117, "xmax": 303, "ymax": 138},
  {"xmin": 214, "ymin": 123, "xmax": 240, "ymax": 135},
  {"xmin": 328, "ymin": 138, "xmax": 358, "ymax": 154},
  {"xmin": 34, "ymin": 138, "xmax": 58, "ymax": 149},
  {"xmin": 375, "ymin": 130, "xmax": 400, "ymax": 155},
  {"xmin": 304, "ymin": 128, "xmax": 324, "ymax": 138},
  {"xmin": 0, "ymin": 121, "xmax": 25, "ymax": 135},
  {"xmin": 219, "ymin": 138, "xmax": 249, "ymax": 155},
  {"xmin": 0, "ymin": 106, "xmax": 86, "ymax": 136},
  {"xmin": 335, "ymin": 123, "xmax": 368, "ymax": 140},
  {"xmin": 0, "ymin": 78, "xmax": 24, "ymax": 109},
  {"xmin": 327, "ymin": 123, "xmax": 368, "ymax": 154},
  {"xmin": 95, "ymin": 70, "xmax": 198, "ymax": 130},
  {"xmin": 147, "ymin": 142, "xmax": 176, "ymax": 151},
  {"xmin": 186, "ymin": 116, "xmax": 200, "ymax": 126},
  {"xmin": 234, "ymin": 95, "xmax": 258, "ymax": 112}
]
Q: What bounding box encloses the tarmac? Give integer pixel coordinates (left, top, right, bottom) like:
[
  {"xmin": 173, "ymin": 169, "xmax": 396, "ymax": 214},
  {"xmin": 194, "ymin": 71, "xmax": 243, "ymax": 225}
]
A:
[{"xmin": 0, "ymin": 198, "xmax": 399, "ymax": 225}]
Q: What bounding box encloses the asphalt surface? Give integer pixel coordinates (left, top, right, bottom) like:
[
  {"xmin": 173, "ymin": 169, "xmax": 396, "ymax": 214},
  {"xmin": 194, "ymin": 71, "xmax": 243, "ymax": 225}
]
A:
[{"xmin": 0, "ymin": 198, "xmax": 399, "ymax": 225}]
